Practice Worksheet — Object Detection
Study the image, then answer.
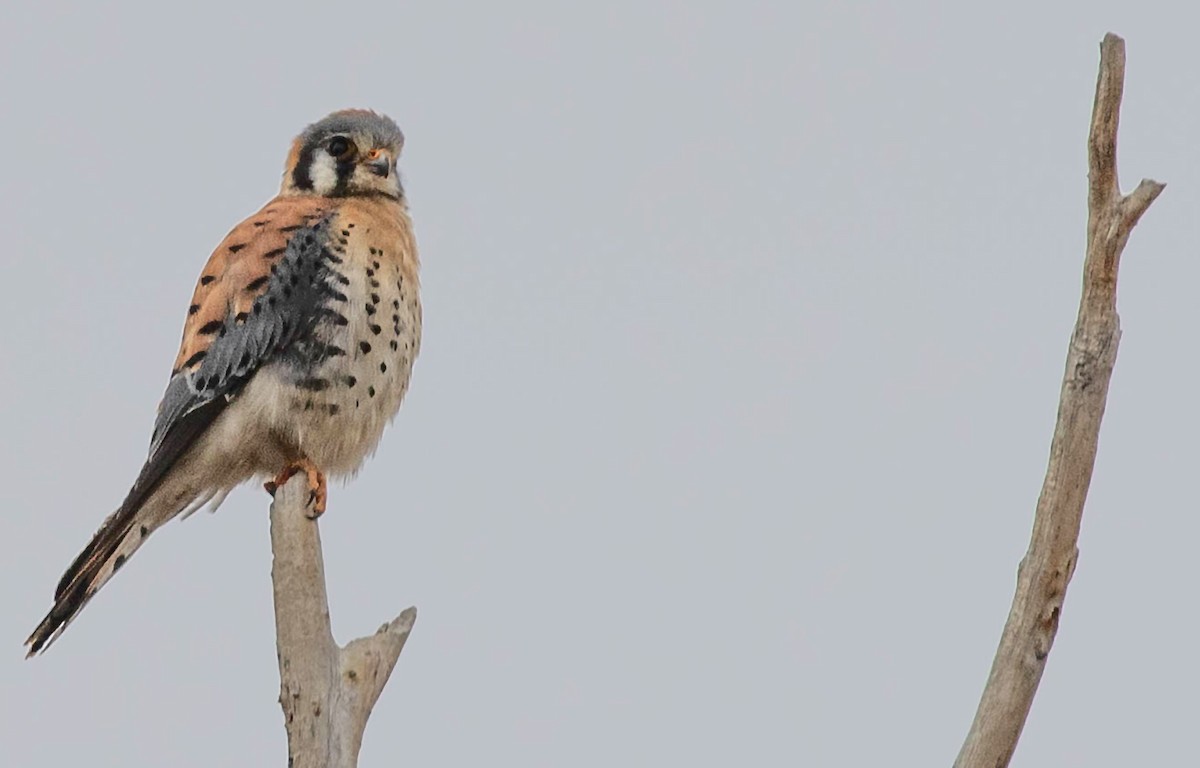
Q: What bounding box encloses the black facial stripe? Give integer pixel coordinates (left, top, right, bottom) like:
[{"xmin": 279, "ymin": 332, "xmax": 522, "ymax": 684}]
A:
[
  {"xmin": 332, "ymin": 159, "xmax": 356, "ymax": 196},
  {"xmin": 291, "ymin": 144, "xmax": 316, "ymax": 191}
]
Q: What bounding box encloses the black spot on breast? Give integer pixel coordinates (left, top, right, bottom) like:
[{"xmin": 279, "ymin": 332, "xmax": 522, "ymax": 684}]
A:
[
  {"xmin": 371, "ymin": 293, "xmax": 380, "ymax": 304},
  {"xmin": 329, "ymin": 290, "xmax": 348, "ymax": 302},
  {"xmin": 246, "ymin": 275, "xmax": 269, "ymax": 292},
  {"xmin": 335, "ymin": 274, "xmax": 350, "ymax": 285},
  {"xmin": 113, "ymin": 554, "xmax": 127, "ymax": 573},
  {"xmin": 372, "ymin": 260, "xmax": 380, "ymax": 270},
  {"xmin": 198, "ymin": 320, "xmax": 223, "ymax": 335},
  {"xmin": 365, "ymin": 305, "xmax": 376, "ymax": 315},
  {"xmin": 341, "ymin": 229, "xmax": 351, "ymax": 237},
  {"xmin": 370, "ymin": 279, "xmax": 380, "ymax": 288},
  {"xmin": 139, "ymin": 525, "xmax": 149, "ymax": 538},
  {"xmin": 380, "ymin": 362, "xmax": 387, "ymax": 373},
  {"xmin": 359, "ymin": 341, "xmax": 372, "ymax": 354},
  {"xmin": 365, "ymin": 268, "xmax": 375, "ymax": 277},
  {"xmin": 328, "ymin": 404, "xmax": 340, "ymax": 415},
  {"xmin": 296, "ymin": 377, "xmax": 330, "ymax": 392},
  {"xmin": 390, "ymin": 340, "xmax": 398, "ymax": 351},
  {"xmin": 392, "ymin": 300, "xmax": 400, "ymax": 309},
  {"xmin": 325, "ymin": 310, "xmax": 349, "ymax": 326},
  {"xmin": 370, "ymin": 324, "xmax": 382, "ymax": 335},
  {"xmin": 368, "ymin": 386, "xmax": 376, "ymax": 397},
  {"xmin": 345, "ymin": 375, "xmax": 357, "ymax": 388}
]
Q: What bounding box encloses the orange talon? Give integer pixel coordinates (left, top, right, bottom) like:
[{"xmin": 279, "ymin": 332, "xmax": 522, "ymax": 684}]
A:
[{"xmin": 264, "ymin": 458, "xmax": 328, "ymax": 518}]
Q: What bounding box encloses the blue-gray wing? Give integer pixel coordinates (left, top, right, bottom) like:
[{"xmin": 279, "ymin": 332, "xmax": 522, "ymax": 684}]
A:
[{"xmin": 150, "ymin": 212, "xmax": 344, "ymax": 463}]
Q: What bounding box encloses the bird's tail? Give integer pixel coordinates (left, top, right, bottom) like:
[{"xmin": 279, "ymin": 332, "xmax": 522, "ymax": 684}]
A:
[{"xmin": 24, "ymin": 477, "xmax": 220, "ymax": 657}]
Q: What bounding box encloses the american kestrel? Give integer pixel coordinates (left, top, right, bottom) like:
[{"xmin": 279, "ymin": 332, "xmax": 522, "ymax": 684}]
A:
[{"xmin": 26, "ymin": 110, "xmax": 421, "ymax": 656}]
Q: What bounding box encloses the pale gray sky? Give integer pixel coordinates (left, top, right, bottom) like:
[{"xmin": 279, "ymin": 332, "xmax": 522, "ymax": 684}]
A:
[{"xmin": 0, "ymin": 2, "xmax": 1195, "ymax": 765}]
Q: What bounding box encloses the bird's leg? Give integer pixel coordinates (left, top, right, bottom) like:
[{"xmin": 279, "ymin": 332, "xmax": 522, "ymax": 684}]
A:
[{"xmin": 264, "ymin": 458, "xmax": 328, "ymax": 518}]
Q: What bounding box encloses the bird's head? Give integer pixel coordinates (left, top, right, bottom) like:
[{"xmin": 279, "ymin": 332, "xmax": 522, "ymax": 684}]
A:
[{"xmin": 281, "ymin": 109, "xmax": 405, "ymax": 199}]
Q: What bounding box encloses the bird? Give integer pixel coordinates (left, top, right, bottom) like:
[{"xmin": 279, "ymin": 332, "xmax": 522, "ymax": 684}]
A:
[{"xmin": 26, "ymin": 109, "xmax": 421, "ymax": 656}]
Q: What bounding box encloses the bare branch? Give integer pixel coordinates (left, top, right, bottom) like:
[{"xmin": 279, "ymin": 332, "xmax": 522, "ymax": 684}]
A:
[
  {"xmin": 954, "ymin": 32, "xmax": 1163, "ymax": 768},
  {"xmin": 1086, "ymin": 34, "xmax": 1126, "ymax": 214},
  {"xmin": 270, "ymin": 476, "xmax": 416, "ymax": 768},
  {"xmin": 1121, "ymin": 178, "xmax": 1167, "ymax": 229}
]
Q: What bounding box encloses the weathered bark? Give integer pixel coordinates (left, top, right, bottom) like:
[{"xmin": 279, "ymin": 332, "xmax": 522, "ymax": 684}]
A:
[
  {"xmin": 953, "ymin": 33, "xmax": 1164, "ymax": 768},
  {"xmin": 270, "ymin": 475, "xmax": 416, "ymax": 768}
]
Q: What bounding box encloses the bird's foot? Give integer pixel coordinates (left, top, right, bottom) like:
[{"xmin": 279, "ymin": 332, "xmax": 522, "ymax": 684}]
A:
[{"xmin": 264, "ymin": 458, "xmax": 328, "ymax": 518}]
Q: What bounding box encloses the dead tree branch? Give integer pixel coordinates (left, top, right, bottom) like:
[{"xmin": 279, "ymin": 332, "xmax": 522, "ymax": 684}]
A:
[
  {"xmin": 953, "ymin": 33, "xmax": 1164, "ymax": 768},
  {"xmin": 270, "ymin": 475, "xmax": 416, "ymax": 768}
]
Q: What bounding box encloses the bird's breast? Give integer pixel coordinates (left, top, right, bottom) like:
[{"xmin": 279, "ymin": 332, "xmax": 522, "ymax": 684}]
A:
[{"xmin": 263, "ymin": 201, "xmax": 421, "ymax": 475}]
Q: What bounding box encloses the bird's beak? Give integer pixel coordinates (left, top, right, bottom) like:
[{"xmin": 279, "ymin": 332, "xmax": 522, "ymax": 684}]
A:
[{"xmin": 365, "ymin": 152, "xmax": 391, "ymax": 178}]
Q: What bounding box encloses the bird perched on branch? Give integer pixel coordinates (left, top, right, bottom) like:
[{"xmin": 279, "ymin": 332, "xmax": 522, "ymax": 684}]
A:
[{"xmin": 26, "ymin": 110, "xmax": 421, "ymax": 656}]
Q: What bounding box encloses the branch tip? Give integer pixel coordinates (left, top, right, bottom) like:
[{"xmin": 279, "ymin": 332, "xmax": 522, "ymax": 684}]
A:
[{"xmin": 381, "ymin": 606, "xmax": 417, "ymax": 636}]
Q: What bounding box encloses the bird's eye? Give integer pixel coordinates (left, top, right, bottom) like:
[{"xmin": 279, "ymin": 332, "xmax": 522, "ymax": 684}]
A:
[{"xmin": 326, "ymin": 136, "xmax": 356, "ymax": 161}]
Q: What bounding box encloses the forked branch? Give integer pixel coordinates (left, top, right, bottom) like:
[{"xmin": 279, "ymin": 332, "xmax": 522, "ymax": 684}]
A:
[
  {"xmin": 953, "ymin": 32, "xmax": 1164, "ymax": 768},
  {"xmin": 270, "ymin": 475, "xmax": 416, "ymax": 768}
]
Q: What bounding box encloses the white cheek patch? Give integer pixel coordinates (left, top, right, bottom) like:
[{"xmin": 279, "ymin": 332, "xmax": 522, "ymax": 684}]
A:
[{"xmin": 309, "ymin": 152, "xmax": 338, "ymax": 194}]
